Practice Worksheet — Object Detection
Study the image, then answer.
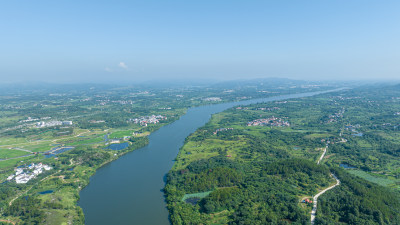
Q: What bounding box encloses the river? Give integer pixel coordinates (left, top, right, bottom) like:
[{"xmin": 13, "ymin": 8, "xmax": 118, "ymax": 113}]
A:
[{"xmin": 78, "ymin": 89, "xmax": 343, "ymax": 225}]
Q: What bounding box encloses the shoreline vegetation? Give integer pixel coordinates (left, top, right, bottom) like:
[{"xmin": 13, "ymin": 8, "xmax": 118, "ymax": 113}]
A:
[{"xmin": 0, "ymin": 114, "xmax": 181, "ymax": 225}]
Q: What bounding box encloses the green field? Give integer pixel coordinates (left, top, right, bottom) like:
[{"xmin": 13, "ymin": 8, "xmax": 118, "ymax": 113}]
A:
[
  {"xmin": 348, "ymin": 169, "xmax": 398, "ymax": 188},
  {"xmin": 109, "ymin": 130, "xmax": 136, "ymax": 139},
  {"xmin": 0, "ymin": 155, "xmax": 36, "ymax": 168},
  {"xmin": 0, "ymin": 148, "xmax": 30, "ymax": 159},
  {"xmin": 22, "ymin": 142, "xmax": 53, "ymax": 152},
  {"xmin": 67, "ymin": 136, "xmax": 105, "ymax": 145},
  {"xmin": 182, "ymin": 191, "xmax": 213, "ymax": 202}
]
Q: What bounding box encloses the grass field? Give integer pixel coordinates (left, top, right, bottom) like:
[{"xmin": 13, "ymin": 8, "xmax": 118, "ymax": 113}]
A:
[
  {"xmin": 21, "ymin": 142, "xmax": 53, "ymax": 152},
  {"xmin": 42, "ymin": 209, "xmax": 70, "ymax": 225},
  {"xmin": 0, "ymin": 155, "xmax": 36, "ymax": 168},
  {"xmin": 173, "ymin": 138, "xmax": 246, "ymax": 170},
  {"xmin": 0, "ymin": 137, "xmax": 29, "ymax": 146},
  {"xmin": 67, "ymin": 136, "xmax": 105, "ymax": 145},
  {"xmin": 109, "ymin": 130, "xmax": 136, "ymax": 139},
  {"xmin": 348, "ymin": 169, "xmax": 397, "ymax": 188},
  {"xmin": 0, "ymin": 148, "xmax": 30, "ymax": 159},
  {"xmin": 182, "ymin": 191, "xmax": 213, "ymax": 202}
]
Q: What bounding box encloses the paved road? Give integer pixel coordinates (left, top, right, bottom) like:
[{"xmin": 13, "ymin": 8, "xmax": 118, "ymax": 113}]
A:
[
  {"xmin": 317, "ymin": 145, "xmax": 328, "ymax": 165},
  {"xmin": 311, "ymin": 145, "xmax": 341, "ymax": 224},
  {"xmin": 311, "ymin": 174, "xmax": 340, "ymax": 224}
]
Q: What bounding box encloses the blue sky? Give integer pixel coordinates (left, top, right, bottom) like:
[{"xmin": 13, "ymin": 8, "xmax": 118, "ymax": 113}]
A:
[{"xmin": 0, "ymin": 1, "xmax": 399, "ymax": 83}]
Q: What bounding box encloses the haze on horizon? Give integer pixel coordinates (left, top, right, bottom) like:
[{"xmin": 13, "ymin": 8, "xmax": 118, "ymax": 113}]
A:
[{"xmin": 0, "ymin": 0, "xmax": 399, "ymax": 84}]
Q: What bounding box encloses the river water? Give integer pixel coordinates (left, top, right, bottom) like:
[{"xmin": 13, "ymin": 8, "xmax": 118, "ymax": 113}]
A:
[{"xmin": 78, "ymin": 89, "xmax": 342, "ymax": 225}]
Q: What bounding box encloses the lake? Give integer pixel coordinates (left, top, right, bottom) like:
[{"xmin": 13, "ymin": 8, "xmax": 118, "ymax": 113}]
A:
[{"xmin": 78, "ymin": 89, "xmax": 343, "ymax": 225}]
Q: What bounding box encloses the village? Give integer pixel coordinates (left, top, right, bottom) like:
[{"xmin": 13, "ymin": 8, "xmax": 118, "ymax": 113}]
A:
[
  {"xmin": 213, "ymin": 128, "xmax": 234, "ymax": 135},
  {"xmin": 36, "ymin": 120, "xmax": 73, "ymax": 128},
  {"xmin": 326, "ymin": 108, "xmax": 345, "ymax": 124},
  {"xmin": 7, "ymin": 163, "xmax": 52, "ymax": 184},
  {"xmin": 203, "ymin": 97, "xmax": 222, "ymax": 102},
  {"xmin": 256, "ymin": 106, "xmax": 280, "ymax": 111},
  {"xmin": 128, "ymin": 115, "xmax": 167, "ymax": 126},
  {"xmin": 247, "ymin": 116, "xmax": 290, "ymax": 127}
]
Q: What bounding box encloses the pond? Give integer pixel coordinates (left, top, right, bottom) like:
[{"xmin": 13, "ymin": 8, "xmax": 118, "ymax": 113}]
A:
[
  {"xmin": 44, "ymin": 147, "xmax": 75, "ymax": 158},
  {"xmin": 38, "ymin": 190, "xmax": 54, "ymax": 195},
  {"xmin": 339, "ymin": 163, "xmax": 355, "ymax": 169},
  {"xmin": 107, "ymin": 142, "xmax": 129, "ymax": 150}
]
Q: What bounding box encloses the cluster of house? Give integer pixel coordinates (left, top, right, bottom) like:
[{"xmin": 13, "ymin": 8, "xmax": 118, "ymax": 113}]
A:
[
  {"xmin": 128, "ymin": 115, "xmax": 167, "ymax": 126},
  {"xmin": 395, "ymin": 112, "xmax": 400, "ymax": 115},
  {"xmin": 334, "ymin": 96, "xmax": 361, "ymax": 100},
  {"xmin": 7, "ymin": 163, "xmax": 52, "ymax": 184},
  {"xmin": 247, "ymin": 116, "xmax": 290, "ymax": 127},
  {"xmin": 18, "ymin": 117, "xmax": 39, "ymax": 123},
  {"xmin": 256, "ymin": 107, "xmax": 280, "ymax": 111},
  {"xmin": 345, "ymin": 124, "xmax": 361, "ymax": 130},
  {"xmin": 97, "ymin": 100, "xmax": 134, "ymax": 106},
  {"xmin": 203, "ymin": 97, "xmax": 222, "ymax": 102},
  {"xmin": 213, "ymin": 128, "xmax": 234, "ymax": 135},
  {"xmin": 302, "ymin": 199, "xmax": 313, "ymax": 204},
  {"xmin": 345, "ymin": 124, "xmax": 363, "ymax": 137},
  {"xmin": 89, "ymin": 120, "xmax": 105, "ymax": 123},
  {"xmin": 18, "ymin": 116, "xmax": 51, "ymax": 124},
  {"xmin": 36, "ymin": 120, "xmax": 73, "ymax": 128},
  {"xmin": 321, "ymin": 138, "xmax": 347, "ymax": 145},
  {"xmin": 300, "ymin": 84, "xmax": 322, "ymax": 88},
  {"xmin": 236, "ymin": 107, "xmax": 248, "ymax": 110},
  {"xmin": 378, "ymin": 123, "xmax": 399, "ymax": 130},
  {"xmin": 2, "ymin": 105, "xmax": 21, "ymax": 109},
  {"xmin": 80, "ymin": 97, "xmax": 92, "ymax": 102},
  {"xmin": 326, "ymin": 108, "xmax": 345, "ymax": 123}
]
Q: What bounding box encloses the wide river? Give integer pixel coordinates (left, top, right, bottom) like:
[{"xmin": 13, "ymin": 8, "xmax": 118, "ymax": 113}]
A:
[{"xmin": 78, "ymin": 89, "xmax": 342, "ymax": 225}]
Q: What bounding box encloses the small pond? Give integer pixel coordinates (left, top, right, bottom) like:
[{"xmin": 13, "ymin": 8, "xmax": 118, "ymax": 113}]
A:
[
  {"xmin": 340, "ymin": 163, "xmax": 356, "ymax": 169},
  {"xmin": 44, "ymin": 147, "xmax": 75, "ymax": 158},
  {"xmin": 107, "ymin": 142, "xmax": 129, "ymax": 151},
  {"xmin": 38, "ymin": 190, "xmax": 54, "ymax": 195}
]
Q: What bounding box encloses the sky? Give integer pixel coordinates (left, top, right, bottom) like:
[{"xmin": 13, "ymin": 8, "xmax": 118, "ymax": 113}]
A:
[{"xmin": 0, "ymin": 0, "xmax": 399, "ymax": 83}]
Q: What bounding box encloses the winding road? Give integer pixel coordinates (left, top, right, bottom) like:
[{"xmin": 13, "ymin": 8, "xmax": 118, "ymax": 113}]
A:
[
  {"xmin": 317, "ymin": 145, "xmax": 328, "ymax": 165},
  {"xmin": 310, "ymin": 173, "xmax": 340, "ymax": 224},
  {"xmin": 310, "ymin": 145, "xmax": 341, "ymax": 224}
]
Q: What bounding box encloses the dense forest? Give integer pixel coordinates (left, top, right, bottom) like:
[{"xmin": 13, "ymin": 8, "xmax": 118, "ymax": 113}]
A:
[
  {"xmin": 166, "ymin": 157, "xmax": 333, "ymax": 224},
  {"xmin": 316, "ymin": 168, "xmax": 400, "ymax": 224}
]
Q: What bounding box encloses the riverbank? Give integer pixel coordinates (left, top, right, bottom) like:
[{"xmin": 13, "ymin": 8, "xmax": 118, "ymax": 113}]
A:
[
  {"xmin": 78, "ymin": 89, "xmax": 344, "ymax": 225},
  {"xmin": 0, "ymin": 109, "xmax": 187, "ymax": 224},
  {"xmin": 164, "ymin": 93, "xmax": 341, "ymax": 224}
]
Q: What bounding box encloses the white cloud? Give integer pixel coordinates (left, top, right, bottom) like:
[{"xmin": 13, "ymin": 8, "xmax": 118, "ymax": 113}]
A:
[
  {"xmin": 105, "ymin": 67, "xmax": 113, "ymax": 72},
  {"xmin": 118, "ymin": 62, "xmax": 128, "ymax": 69}
]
